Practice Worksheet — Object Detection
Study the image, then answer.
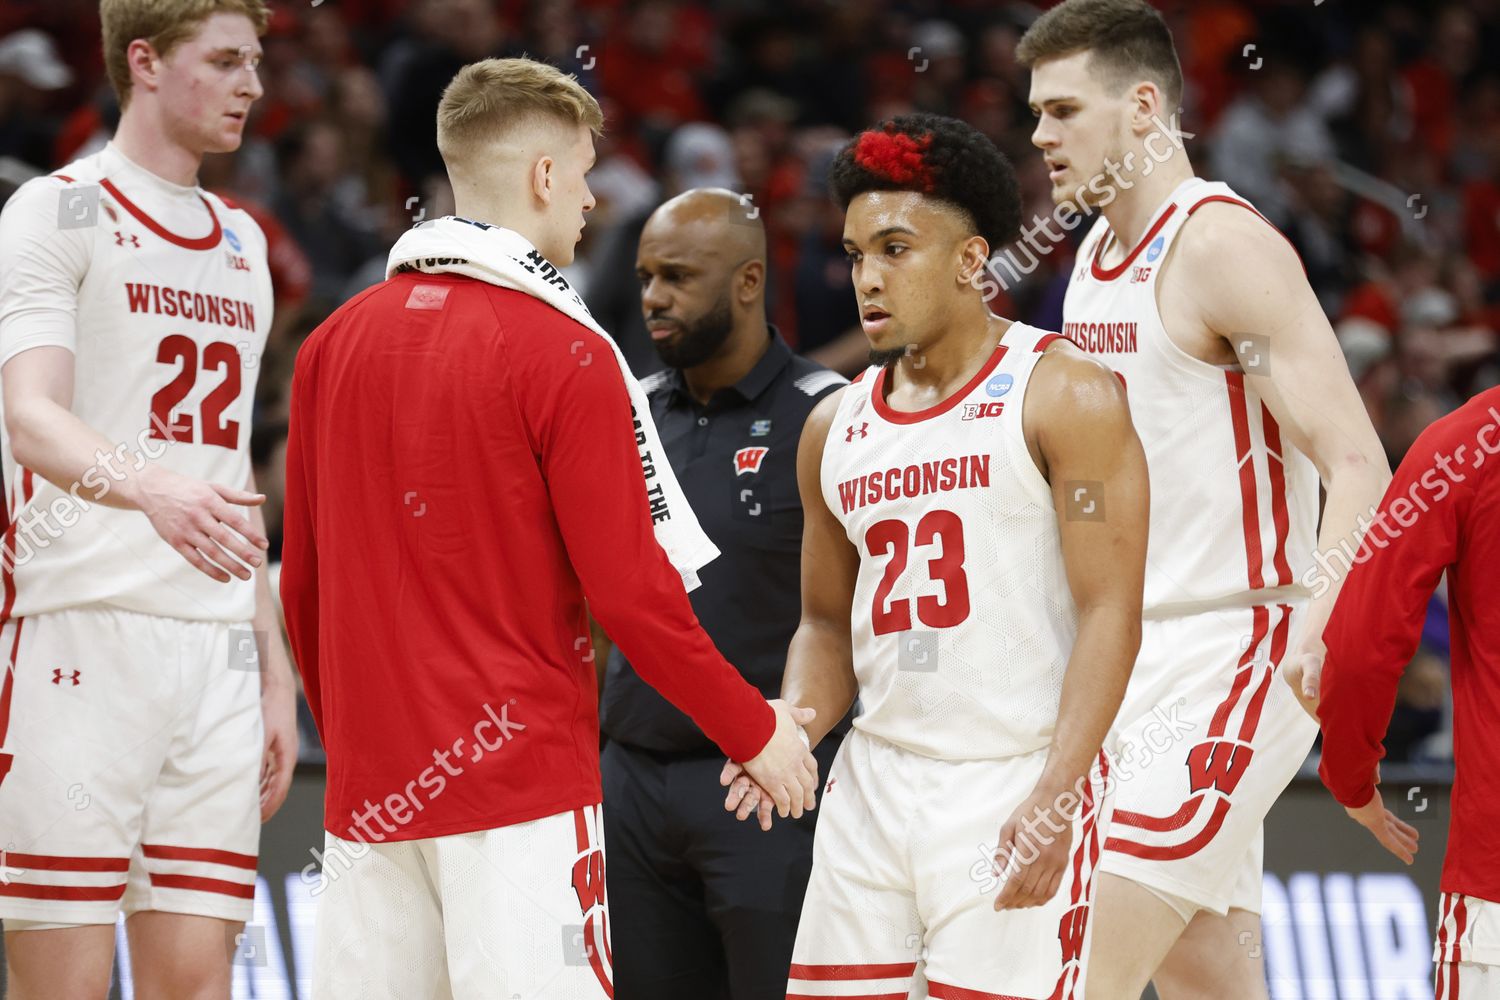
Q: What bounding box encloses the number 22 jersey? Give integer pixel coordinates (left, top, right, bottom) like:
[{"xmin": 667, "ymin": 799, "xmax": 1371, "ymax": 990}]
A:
[
  {"xmin": 822, "ymin": 323, "xmax": 1077, "ymax": 760},
  {"xmin": 0, "ymin": 144, "xmax": 271, "ymax": 622}
]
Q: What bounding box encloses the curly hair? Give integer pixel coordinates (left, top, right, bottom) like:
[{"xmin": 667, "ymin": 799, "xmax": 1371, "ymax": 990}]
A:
[{"xmin": 828, "ymin": 114, "xmax": 1021, "ymax": 253}]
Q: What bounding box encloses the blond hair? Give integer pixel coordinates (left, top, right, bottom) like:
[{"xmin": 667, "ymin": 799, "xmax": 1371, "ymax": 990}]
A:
[
  {"xmin": 437, "ymin": 57, "xmax": 604, "ymax": 167},
  {"xmin": 102, "ymin": 0, "xmax": 270, "ymax": 108}
]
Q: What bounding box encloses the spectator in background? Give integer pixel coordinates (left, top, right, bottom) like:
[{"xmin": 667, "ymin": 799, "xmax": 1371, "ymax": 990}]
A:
[
  {"xmin": 273, "ymin": 118, "xmax": 382, "ymax": 312},
  {"xmin": 385, "ymin": 0, "xmax": 511, "ymax": 191},
  {"xmin": 1210, "ymin": 60, "xmax": 1336, "ymax": 228},
  {"xmin": 0, "ymin": 29, "xmax": 73, "ymax": 170}
]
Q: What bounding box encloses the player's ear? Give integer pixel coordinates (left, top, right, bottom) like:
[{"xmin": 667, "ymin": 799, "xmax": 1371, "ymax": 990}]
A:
[
  {"xmin": 531, "ymin": 155, "xmax": 553, "ymax": 207},
  {"xmin": 1128, "ymin": 80, "xmax": 1164, "ymax": 138},
  {"xmin": 957, "ymin": 235, "xmax": 990, "ymax": 287},
  {"xmin": 126, "ymin": 39, "xmax": 162, "ymax": 96}
]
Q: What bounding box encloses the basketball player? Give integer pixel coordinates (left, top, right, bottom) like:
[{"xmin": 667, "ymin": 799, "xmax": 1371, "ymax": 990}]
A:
[
  {"xmin": 1021, "ymin": 2, "xmax": 1391, "ymax": 995},
  {"xmin": 727, "ymin": 113, "xmax": 1150, "ymax": 998},
  {"xmin": 0, "ymin": 3, "xmax": 296, "ymax": 998}
]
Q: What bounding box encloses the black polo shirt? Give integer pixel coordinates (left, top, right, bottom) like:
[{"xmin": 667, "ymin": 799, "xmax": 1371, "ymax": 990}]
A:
[{"xmin": 601, "ymin": 328, "xmax": 847, "ymax": 754}]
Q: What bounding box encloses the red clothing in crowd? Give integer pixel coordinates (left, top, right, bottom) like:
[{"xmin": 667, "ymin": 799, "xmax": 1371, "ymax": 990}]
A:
[
  {"xmin": 281, "ymin": 271, "xmax": 775, "ymax": 841},
  {"xmin": 1319, "ymin": 386, "xmax": 1500, "ymax": 901}
]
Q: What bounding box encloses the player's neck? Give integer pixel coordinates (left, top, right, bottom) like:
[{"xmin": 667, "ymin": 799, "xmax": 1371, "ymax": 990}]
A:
[
  {"xmin": 112, "ymin": 107, "xmax": 203, "ymax": 188},
  {"xmin": 682, "ymin": 317, "xmax": 769, "ymax": 405},
  {"xmin": 1099, "ymin": 156, "xmax": 1195, "ymax": 249},
  {"xmin": 887, "ymin": 311, "xmax": 1009, "ymax": 398}
]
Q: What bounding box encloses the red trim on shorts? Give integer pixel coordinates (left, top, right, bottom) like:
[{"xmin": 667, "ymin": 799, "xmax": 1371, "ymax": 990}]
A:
[
  {"xmin": 1261, "ymin": 405, "xmax": 1293, "ymax": 585},
  {"xmin": 99, "ymin": 178, "xmax": 223, "ymax": 251},
  {"xmin": 0, "ymin": 881, "xmax": 126, "ymax": 901},
  {"xmin": 1089, "ymin": 204, "xmax": 1178, "ymax": 282},
  {"xmin": 141, "ymin": 844, "xmax": 257, "ymax": 869},
  {"xmin": 0, "ymin": 618, "xmax": 26, "ymax": 746},
  {"xmin": 1225, "ymin": 371, "xmax": 1266, "ymax": 589},
  {"xmin": 570, "ymin": 805, "xmax": 614, "ymax": 998},
  {"xmin": 927, "ymin": 982, "xmax": 1033, "ymax": 999},
  {"xmin": 5, "ymin": 852, "xmax": 129, "ymax": 871},
  {"xmin": 1113, "ymin": 793, "xmax": 1206, "ymax": 833},
  {"xmin": 1211, "ymin": 605, "xmax": 1271, "ymax": 738},
  {"xmin": 1105, "ymin": 798, "xmax": 1232, "ymax": 861},
  {"xmin": 1236, "ymin": 605, "xmax": 1294, "ymax": 743},
  {"xmin": 148, "ymin": 872, "xmax": 255, "ymax": 898},
  {"xmin": 1437, "ymin": 894, "xmax": 1454, "ymax": 999},
  {"xmin": 789, "ymin": 963, "xmax": 918, "ymax": 980},
  {"xmin": 1453, "ymin": 894, "xmax": 1468, "ymax": 964},
  {"xmin": 869, "ymin": 345, "xmax": 1009, "ymax": 425}
]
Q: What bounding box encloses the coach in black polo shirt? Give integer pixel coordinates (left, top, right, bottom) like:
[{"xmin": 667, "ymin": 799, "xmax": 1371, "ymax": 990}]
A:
[{"xmin": 600, "ymin": 188, "xmax": 847, "ymax": 999}]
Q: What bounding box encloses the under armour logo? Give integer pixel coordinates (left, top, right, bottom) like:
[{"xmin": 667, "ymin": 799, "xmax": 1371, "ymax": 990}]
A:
[
  {"xmin": 52, "ymin": 668, "xmax": 81, "ymax": 686},
  {"xmin": 825, "ymin": 776, "xmax": 837, "ymax": 794},
  {"xmin": 844, "ymin": 422, "xmax": 868, "ymax": 442},
  {"xmin": 113, "ymin": 231, "xmax": 140, "ymax": 248}
]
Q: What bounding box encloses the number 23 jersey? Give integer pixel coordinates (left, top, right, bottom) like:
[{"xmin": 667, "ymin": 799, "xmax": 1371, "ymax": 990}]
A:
[
  {"xmin": 0, "ymin": 144, "xmax": 271, "ymax": 622},
  {"xmin": 822, "ymin": 323, "xmax": 1078, "ymax": 760}
]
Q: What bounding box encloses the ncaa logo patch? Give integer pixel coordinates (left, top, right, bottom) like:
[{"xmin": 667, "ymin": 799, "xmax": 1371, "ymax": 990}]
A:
[
  {"xmin": 225, "ymin": 228, "xmax": 243, "ymax": 252},
  {"xmin": 749, "ymin": 418, "xmax": 772, "ymax": 437},
  {"xmin": 986, "ymin": 373, "xmax": 1013, "ymax": 398},
  {"xmin": 734, "ymin": 447, "xmax": 769, "ymax": 475},
  {"xmin": 1145, "ymin": 235, "xmax": 1164, "ymax": 262}
]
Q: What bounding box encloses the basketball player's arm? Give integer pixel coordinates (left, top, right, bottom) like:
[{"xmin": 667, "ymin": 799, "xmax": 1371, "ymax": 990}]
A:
[
  {"xmin": 246, "ymin": 469, "xmax": 298, "ymax": 820},
  {"xmin": 1, "ymin": 348, "xmax": 269, "ymax": 581},
  {"xmin": 1175, "ymin": 204, "xmax": 1391, "ymax": 717},
  {"xmin": 721, "ymin": 389, "xmax": 859, "ymax": 830},
  {"xmin": 993, "ymin": 348, "xmax": 1148, "ymax": 911}
]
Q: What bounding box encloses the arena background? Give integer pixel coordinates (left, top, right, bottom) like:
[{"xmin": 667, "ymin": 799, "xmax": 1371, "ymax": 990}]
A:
[{"xmin": 0, "ymin": 0, "xmax": 1490, "ymax": 996}]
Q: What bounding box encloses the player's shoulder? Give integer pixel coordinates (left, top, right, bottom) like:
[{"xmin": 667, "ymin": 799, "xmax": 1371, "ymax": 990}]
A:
[
  {"xmin": 1028, "ymin": 327, "xmax": 1128, "ymax": 416},
  {"xmin": 1, "ymin": 153, "xmax": 104, "ymax": 225},
  {"xmin": 1174, "ymin": 187, "xmax": 1295, "ymax": 269}
]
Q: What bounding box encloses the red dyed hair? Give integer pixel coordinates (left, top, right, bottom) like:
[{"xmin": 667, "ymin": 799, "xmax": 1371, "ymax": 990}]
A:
[{"xmin": 852, "ymin": 127, "xmax": 935, "ymax": 191}]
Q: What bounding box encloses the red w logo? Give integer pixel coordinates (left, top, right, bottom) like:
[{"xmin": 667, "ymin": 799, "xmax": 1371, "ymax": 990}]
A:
[
  {"xmin": 1186, "ymin": 740, "xmax": 1255, "ymax": 795},
  {"xmin": 1058, "ymin": 902, "xmax": 1089, "ymax": 965},
  {"xmin": 734, "ymin": 447, "xmax": 769, "ymax": 476}
]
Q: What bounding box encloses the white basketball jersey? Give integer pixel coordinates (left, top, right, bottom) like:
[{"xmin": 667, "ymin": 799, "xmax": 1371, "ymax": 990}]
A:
[
  {"xmin": 822, "ymin": 323, "xmax": 1077, "ymax": 760},
  {"xmin": 0, "ymin": 145, "xmax": 271, "ymax": 621},
  {"xmin": 1063, "ymin": 178, "xmax": 1318, "ymax": 616}
]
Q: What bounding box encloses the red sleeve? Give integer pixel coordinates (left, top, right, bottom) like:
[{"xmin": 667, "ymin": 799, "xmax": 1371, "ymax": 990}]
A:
[
  {"xmin": 279, "ymin": 339, "xmax": 323, "ymax": 737},
  {"xmin": 518, "ymin": 323, "xmax": 775, "ymax": 762},
  {"xmin": 1318, "ymin": 422, "xmax": 1470, "ymax": 808}
]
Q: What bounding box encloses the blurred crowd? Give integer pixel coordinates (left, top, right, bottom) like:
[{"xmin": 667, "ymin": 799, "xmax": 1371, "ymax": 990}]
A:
[{"xmin": 3, "ymin": 0, "xmax": 1490, "ymax": 765}]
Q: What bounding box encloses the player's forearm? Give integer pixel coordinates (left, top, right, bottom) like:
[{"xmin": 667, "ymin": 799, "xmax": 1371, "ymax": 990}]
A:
[
  {"xmin": 5, "ymin": 393, "xmax": 163, "ymax": 512},
  {"xmin": 1036, "ymin": 603, "xmax": 1139, "ymax": 798},
  {"xmin": 1304, "ymin": 454, "xmax": 1393, "ymax": 643},
  {"xmin": 780, "ymin": 618, "xmax": 858, "ymax": 749}
]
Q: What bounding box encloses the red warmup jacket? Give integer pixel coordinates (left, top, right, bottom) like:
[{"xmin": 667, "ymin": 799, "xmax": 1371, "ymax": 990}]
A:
[
  {"xmin": 281, "ymin": 271, "xmax": 775, "ymax": 842},
  {"xmin": 1319, "ymin": 386, "xmax": 1500, "ymax": 901}
]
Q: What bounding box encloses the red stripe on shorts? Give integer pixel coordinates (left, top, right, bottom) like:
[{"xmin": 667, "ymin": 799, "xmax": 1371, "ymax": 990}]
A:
[
  {"xmin": 141, "ymin": 844, "xmax": 258, "ymax": 869},
  {"xmin": 148, "ymin": 872, "xmax": 255, "ymax": 898}
]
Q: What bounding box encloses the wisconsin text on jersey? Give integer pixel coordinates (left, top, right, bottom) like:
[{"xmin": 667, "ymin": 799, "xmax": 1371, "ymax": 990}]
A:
[
  {"xmin": 1061, "ymin": 320, "xmax": 1138, "ymax": 353},
  {"xmin": 125, "ymin": 282, "xmax": 258, "ymax": 331},
  {"xmin": 835, "ymin": 453, "xmax": 990, "ymax": 515}
]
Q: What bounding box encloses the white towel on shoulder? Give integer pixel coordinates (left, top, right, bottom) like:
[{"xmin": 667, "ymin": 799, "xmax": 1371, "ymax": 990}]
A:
[{"xmin": 387, "ymin": 216, "xmax": 718, "ymax": 590}]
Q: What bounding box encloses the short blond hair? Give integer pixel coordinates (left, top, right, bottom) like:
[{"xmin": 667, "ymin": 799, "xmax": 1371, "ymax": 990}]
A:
[
  {"xmin": 437, "ymin": 57, "xmax": 604, "ymax": 167},
  {"xmin": 102, "ymin": 0, "xmax": 270, "ymax": 108}
]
